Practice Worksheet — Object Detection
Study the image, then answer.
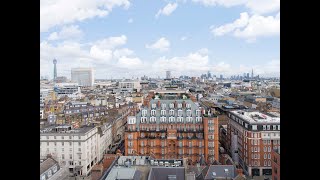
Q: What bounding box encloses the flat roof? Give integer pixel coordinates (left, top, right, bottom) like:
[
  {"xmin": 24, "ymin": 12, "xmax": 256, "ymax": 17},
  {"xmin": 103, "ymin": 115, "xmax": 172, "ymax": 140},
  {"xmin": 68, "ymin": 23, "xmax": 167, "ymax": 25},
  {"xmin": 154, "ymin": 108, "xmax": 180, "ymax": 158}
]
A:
[
  {"xmin": 105, "ymin": 167, "xmax": 137, "ymax": 180},
  {"xmin": 230, "ymin": 110, "xmax": 280, "ymax": 124},
  {"xmin": 40, "ymin": 125, "xmax": 95, "ymax": 135}
]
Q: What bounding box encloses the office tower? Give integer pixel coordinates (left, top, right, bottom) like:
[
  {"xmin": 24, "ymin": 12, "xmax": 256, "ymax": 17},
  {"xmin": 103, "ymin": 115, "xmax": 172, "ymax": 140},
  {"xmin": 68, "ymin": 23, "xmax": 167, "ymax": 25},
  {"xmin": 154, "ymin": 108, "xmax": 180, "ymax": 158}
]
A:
[
  {"xmin": 53, "ymin": 59, "xmax": 57, "ymax": 81},
  {"xmin": 220, "ymin": 74, "xmax": 223, "ymax": 80},
  {"xmin": 208, "ymin": 71, "xmax": 212, "ymax": 78},
  {"xmin": 125, "ymin": 91, "xmax": 219, "ymax": 164},
  {"xmin": 71, "ymin": 68, "xmax": 94, "ymax": 87},
  {"xmin": 247, "ymin": 73, "xmax": 250, "ymax": 79},
  {"xmin": 251, "ymin": 69, "xmax": 254, "ymax": 78},
  {"xmin": 166, "ymin": 71, "xmax": 171, "ymax": 79},
  {"xmin": 226, "ymin": 110, "xmax": 280, "ymax": 176},
  {"xmin": 243, "ymin": 73, "xmax": 246, "ymax": 78}
]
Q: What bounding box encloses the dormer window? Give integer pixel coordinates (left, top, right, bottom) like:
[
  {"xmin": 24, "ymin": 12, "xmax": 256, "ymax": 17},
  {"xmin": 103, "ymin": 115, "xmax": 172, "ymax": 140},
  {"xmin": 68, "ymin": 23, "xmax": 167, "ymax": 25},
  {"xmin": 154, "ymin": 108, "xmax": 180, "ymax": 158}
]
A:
[
  {"xmin": 169, "ymin": 103, "xmax": 174, "ymax": 108},
  {"xmin": 151, "ymin": 110, "xmax": 156, "ymax": 116},
  {"xmin": 140, "ymin": 117, "xmax": 147, "ymax": 123},
  {"xmin": 186, "ymin": 110, "xmax": 191, "ymax": 117},
  {"xmin": 161, "ymin": 103, "xmax": 166, "ymax": 109},
  {"xmin": 178, "ymin": 103, "xmax": 182, "ymax": 108},
  {"xmin": 161, "ymin": 110, "xmax": 166, "ymax": 116},
  {"xmin": 196, "ymin": 110, "xmax": 200, "ymax": 116},
  {"xmin": 186, "ymin": 104, "xmax": 191, "ymax": 108},
  {"xmin": 169, "ymin": 110, "xmax": 175, "ymax": 116},
  {"xmin": 186, "ymin": 117, "xmax": 192, "ymax": 122},
  {"xmin": 160, "ymin": 117, "xmax": 166, "ymax": 122},
  {"xmin": 142, "ymin": 109, "xmax": 147, "ymax": 116}
]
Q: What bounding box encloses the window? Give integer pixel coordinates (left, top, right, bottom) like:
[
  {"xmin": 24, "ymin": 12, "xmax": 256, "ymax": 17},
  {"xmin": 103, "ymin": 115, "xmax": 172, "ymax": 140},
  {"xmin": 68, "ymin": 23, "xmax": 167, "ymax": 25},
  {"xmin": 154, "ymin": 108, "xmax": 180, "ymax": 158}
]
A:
[
  {"xmin": 252, "ymin": 125, "xmax": 257, "ymax": 130},
  {"xmin": 161, "ymin": 110, "xmax": 166, "ymax": 116},
  {"xmin": 47, "ymin": 142, "xmax": 49, "ymax": 146},
  {"xmin": 161, "ymin": 103, "xmax": 166, "ymax": 109},
  {"xmin": 264, "ymin": 146, "xmax": 267, "ymax": 152},
  {"xmin": 278, "ymin": 125, "xmax": 280, "ymax": 130},
  {"xmin": 267, "ymin": 125, "xmax": 270, "ymax": 130},
  {"xmin": 186, "ymin": 110, "xmax": 191, "ymax": 116},
  {"xmin": 268, "ymin": 160, "xmax": 271, "ymax": 166},
  {"xmin": 151, "ymin": 110, "xmax": 156, "ymax": 116},
  {"xmin": 160, "ymin": 117, "xmax": 166, "ymax": 122},
  {"xmin": 196, "ymin": 110, "xmax": 200, "ymax": 116},
  {"xmin": 199, "ymin": 141, "xmax": 202, "ymax": 147},
  {"xmin": 169, "ymin": 117, "xmax": 175, "ymax": 122},
  {"xmin": 78, "ymin": 148, "xmax": 81, "ymax": 152},
  {"xmin": 178, "ymin": 103, "xmax": 182, "ymax": 108},
  {"xmin": 264, "ymin": 153, "xmax": 267, "ymax": 159},
  {"xmin": 69, "ymin": 142, "xmax": 72, "ymax": 146},
  {"xmin": 186, "ymin": 117, "xmax": 192, "ymax": 122},
  {"xmin": 177, "ymin": 117, "xmax": 183, "ymax": 122},
  {"xmin": 268, "ymin": 146, "xmax": 271, "ymax": 152},
  {"xmin": 54, "ymin": 136, "xmax": 56, "ymax": 139},
  {"xmin": 62, "ymin": 154, "xmax": 65, "ymax": 159},
  {"xmin": 169, "ymin": 110, "xmax": 175, "ymax": 116},
  {"xmin": 54, "ymin": 142, "xmax": 56, "ymax": 146},
  {"xmin": 196, "ymin": 117, "xmax": 202, "ymax": 122},
  {"xmin": 62, "ymin": 136, "xmax": 64, "ymax": 139},
  {"xmin": 69, "ymin": 136, "xmax": 72, "ymax": 139},
  {"xmin": 263, "ymin": 125, "xmax": 266, "ymax": 130},
  {"xmin": 170, "ymin": 103, "xmax": 174, "ymax": 108},
  {"xmin": 78, "ymin": 142, "xmax": 81, "ymax": 146},
  {"xmin": 264, "ymin": 160, "xmax": 267, "ymax": 166},
  {"xmin": 142, "ymin": 109, "xmax": 147, "ymax": 116},
  {"xmin": 268, "ymin": 153, "xmax": 271, "ymax": 159},
  {"xmin": 273, "ymin": 125, "xmax": 277, "ymax": 130},
  {"xmin": 140, "ymin": 117, "xmax": 147, "ymax": 123},
  {"xmin": 69, "ymin": 148, "xmax": 72, "ymax": 152}
]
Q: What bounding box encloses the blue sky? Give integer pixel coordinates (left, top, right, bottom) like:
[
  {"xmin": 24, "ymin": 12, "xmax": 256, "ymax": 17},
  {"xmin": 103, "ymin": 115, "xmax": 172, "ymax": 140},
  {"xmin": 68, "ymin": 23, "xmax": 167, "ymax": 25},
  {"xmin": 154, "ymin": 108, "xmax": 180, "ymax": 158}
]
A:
[{"xmin": 40, "ymin": 0, "xmax": 280, "ymax": 79}]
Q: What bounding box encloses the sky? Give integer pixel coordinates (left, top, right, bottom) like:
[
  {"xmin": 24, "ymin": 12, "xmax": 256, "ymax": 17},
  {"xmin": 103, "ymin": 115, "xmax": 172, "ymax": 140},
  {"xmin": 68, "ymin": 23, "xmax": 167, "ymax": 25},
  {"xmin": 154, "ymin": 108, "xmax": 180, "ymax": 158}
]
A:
[{"xmin": 40, "ymin": 0, "xmax": 280, "ymax": 79}]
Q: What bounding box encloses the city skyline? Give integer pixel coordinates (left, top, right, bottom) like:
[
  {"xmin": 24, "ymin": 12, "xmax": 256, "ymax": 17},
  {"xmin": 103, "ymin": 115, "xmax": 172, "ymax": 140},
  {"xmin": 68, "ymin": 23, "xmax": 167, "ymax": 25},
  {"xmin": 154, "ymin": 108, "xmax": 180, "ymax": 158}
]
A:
[{"xmin": 40, "ymin": 0, "xmax": 280, "ymax": 79}]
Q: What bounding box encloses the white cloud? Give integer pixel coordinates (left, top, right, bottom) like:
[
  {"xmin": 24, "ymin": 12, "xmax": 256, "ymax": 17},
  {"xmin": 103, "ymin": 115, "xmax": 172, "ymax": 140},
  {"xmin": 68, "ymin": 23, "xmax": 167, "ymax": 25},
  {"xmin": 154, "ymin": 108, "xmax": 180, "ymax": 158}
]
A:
[
  {"xmin": 155, "ymin": 3, "xmax": 178, "ymax": 18},
  {"xmin": 246, "ymin": 0, "xmax": 280, "ymax": 14},
  {"xmin": 113, "ymin": 48, "xmax": 134, "ymax": 59},
  {"xmin": 128, "ymin": 18, "xmax": 133, "ymax": 23},
  {"xmin": 193, "ymin": 0, "xmax": 280, "ymax": 14},
  {"xmin": 211, "ymin": 12, "xmax": 279, "ymax": 41},
  {"xmin": 40, "ymin": 0, "xmax": 131, "ymax": 32},
  {"xmin": 48, "ymin": 25, "xmax": 83, "ymax": 41},
  {"xmin": 146, "ymin": 37, "xmax": 171, "ymax": 52},
  {"xmin": 40, "ymin": 35, "xmax": 144, "ymax": 78},
  {"xmin": 152, "ymin": 49, "xmax": 210, "ymax": 73},
  {"xmin": 93, "ymin": 35, "xmax": 127, "ymax": 49},
  {"xmin": 117, "ymin": 56, "xmax": 143, "ymax": 69},
  {"xmin": 211, "ymin": 12, "xmax": 249, "ymax": 36}
]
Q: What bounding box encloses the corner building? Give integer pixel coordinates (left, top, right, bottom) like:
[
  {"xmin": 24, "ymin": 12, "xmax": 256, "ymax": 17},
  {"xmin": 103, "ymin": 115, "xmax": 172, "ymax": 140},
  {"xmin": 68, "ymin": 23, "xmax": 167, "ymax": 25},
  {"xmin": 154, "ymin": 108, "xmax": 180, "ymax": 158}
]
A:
[
  {"xmin": 226, "ymin": 110, "xmax": 280, "ymax": 176},
  {"xmin": 125, "ymin": 94, "xmax": 219, "ymax": 164}
]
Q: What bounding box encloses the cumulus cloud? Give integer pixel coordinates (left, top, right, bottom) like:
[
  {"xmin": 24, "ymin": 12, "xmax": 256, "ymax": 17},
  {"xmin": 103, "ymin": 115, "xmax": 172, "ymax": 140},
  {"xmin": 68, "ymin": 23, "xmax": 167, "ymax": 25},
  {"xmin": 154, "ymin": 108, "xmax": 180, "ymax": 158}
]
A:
[
  {"xmin": 211, "ymin": 12, "xmax": 279, "ymax": 42},
  {"xmin": 146, "ymin": 37, "xmax": 171, "ymax": 52},
  {"xmin": 152, "ymin": 49, "xmax": 210, "ymax": 73},
  {"xmin": 155, "ymin": 3, "xmax": 178, "ymax": 18},
  {"xmin": 40, "ymin": 35, "xmax": 141, "ymax": 78},
  {"xmin": 40, "ymin": 0, "xmax": 131, "ymax": 32},
  {"xmin": 193, "ymin": 0, "xmax": 280, "ymax": 14},
  {"xmin": 48, "ymin": 25, "xmax": 83, "ymax": 41}
]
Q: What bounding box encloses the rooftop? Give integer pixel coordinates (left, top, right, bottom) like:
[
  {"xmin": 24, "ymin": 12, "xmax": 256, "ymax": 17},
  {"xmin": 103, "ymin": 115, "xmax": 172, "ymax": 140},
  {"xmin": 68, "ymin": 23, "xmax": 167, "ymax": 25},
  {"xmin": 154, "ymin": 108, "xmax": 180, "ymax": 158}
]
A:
[
  {"xmin": 230, "ymin": 110, "xmax": 280, "ymax": 124},
  {"xmin": 105, "ymin": 166, "xmax": 139, "ymax": 180},
  {"xmin": 40, "ymin": 158, "xmax": 58, "ymax": 175},
  {"xmin": 40, "ymin": 125, "xmax": 95, "ymax": 135}
]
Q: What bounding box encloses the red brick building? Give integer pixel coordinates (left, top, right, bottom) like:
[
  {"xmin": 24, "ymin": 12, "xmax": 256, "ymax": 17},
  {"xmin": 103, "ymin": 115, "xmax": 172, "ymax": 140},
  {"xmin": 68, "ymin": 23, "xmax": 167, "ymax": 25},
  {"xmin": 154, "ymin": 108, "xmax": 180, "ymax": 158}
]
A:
[
  {"xmin": 124, "ymin": 90, "xmax": 219, "ymax": 164},
  {"xmin": 272, "ymin": 148, "xmax": 280, "ymax": 180}
]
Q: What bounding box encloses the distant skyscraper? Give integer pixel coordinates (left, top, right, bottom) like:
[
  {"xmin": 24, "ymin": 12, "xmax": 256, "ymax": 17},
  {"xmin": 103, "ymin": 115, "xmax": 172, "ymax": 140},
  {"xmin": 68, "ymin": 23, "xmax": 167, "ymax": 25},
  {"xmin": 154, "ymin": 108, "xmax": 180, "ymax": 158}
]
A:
[
  {"xmin": 251, "ymin": 69, "xmax": 254, "ymax": 78},
  {"xmin": 208, "ymin": 71, "xmax": 212, "ymax": 78},
  {"xmin": 71, "ymin": 67, "xmax": 94, "ymax": 87},
  {"xmin": 53, "ymin": 59, "xmax": 57, "ymax": 81},
  {"xmin": 247, "ymin": 73, "xmax": 250, "ymax": 79},
  {"xmin": 220, "ymin": 74, "xmax": 223, "ymax": 80},
  {"xmin": 166, "ymin": 71, "xmax": 171, "ymax": 79}
]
